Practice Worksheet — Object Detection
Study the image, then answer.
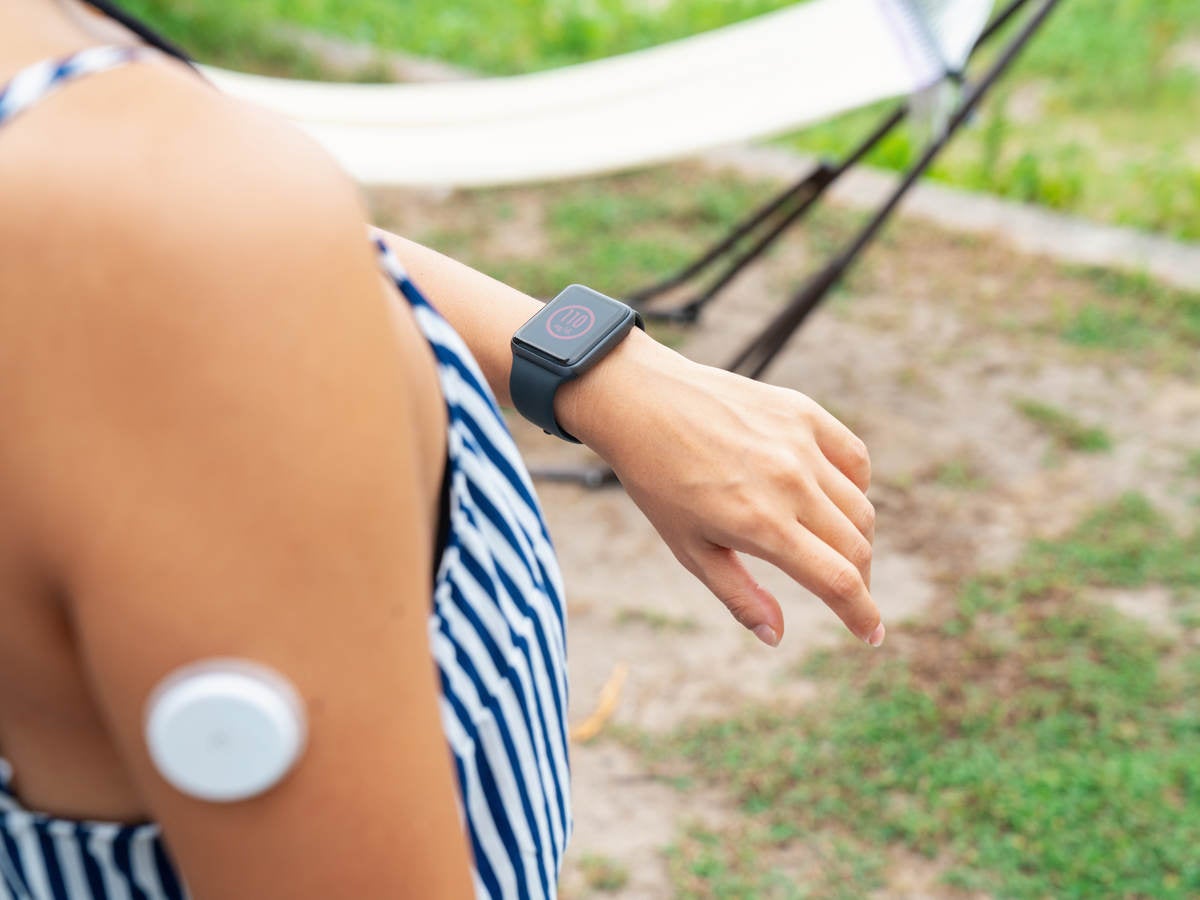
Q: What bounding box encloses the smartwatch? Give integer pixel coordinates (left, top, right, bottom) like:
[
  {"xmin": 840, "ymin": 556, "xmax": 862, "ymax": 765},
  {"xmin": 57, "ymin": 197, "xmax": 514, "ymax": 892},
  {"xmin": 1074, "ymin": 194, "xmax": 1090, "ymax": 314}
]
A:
[{"xmin": 510, "ymin": 285, "xmax": 644, "ymax": 442}]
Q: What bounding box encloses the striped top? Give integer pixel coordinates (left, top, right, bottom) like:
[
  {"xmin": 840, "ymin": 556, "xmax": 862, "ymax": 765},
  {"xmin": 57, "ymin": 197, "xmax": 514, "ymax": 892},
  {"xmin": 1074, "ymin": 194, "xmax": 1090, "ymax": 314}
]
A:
[{"xmin": 0, "ymin": 46, "xmax": 571, "ymax": 900}]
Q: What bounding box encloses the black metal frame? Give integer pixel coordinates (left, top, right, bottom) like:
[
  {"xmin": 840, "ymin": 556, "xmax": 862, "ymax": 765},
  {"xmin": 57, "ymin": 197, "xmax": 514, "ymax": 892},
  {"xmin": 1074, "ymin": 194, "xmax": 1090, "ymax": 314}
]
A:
[{"xmin": 532, "ymin": 0, "xmax": 1062, "ymax": 486}]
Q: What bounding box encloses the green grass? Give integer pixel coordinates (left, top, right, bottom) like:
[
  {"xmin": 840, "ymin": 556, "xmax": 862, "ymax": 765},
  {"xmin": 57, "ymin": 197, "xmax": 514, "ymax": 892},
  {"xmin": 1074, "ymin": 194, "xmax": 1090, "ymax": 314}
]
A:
[
  {"xmin": 1057, "ymin": 268, "xmax": 1200, "ymax": 352},
  {"xmin": 637, "ymin": 494, "xmax": 1200, "ymax": 899},
  {"xmin": 783, "ymin": 0, "xmax": 1200, "ymax": 238},
  {"xmin": 1013, "ymin": 398, "xmax": 1114, "ymax": 453},
  {"xmin": 666, "ymin": 822, "xmax": 883, "ymax": 899},
  {"xmin": 394, "ymin": 169, "xmax": 799, "ymax": 301},
  {"xmin": 614, "ymin": 607, "xmax": 700, "ymax": 633},
  {"xmin": 667, "ymin": 824, "xmax": 789, "ymax": 899},
  {"xmin": 1057, "ymin": 302, "xmax": 1158, "ymax": 351},
  {"xmin": 957, "ymin": 494, "xmax": 1200, "ymax": 621},
  {"xmin": 1186, "ymin": 450, "xmax": 1200, "ymax": 479},
  {"xmin": 122, "ymin": 0, "xmax": 797, "ymax": 75},
  {"xmin": 577, "ymin": 853, "xmax": 630, "ymax": 893},
  {"xmin": 119, "ymin": 1, "xmax": 333, "ymax": 78},
  {"xmin": 123, "ymin": 0, "xmax": 1200, "ymax": 238},
  {"xmin": 932, "ymin": 459, "xmax": 989, "ymax": 491}
]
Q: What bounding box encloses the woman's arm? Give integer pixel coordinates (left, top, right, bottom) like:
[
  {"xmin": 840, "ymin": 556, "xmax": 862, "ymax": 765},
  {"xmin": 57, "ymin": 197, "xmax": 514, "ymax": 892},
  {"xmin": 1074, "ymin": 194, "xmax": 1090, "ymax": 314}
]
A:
[
  {"xmin": 384, "ymin": 234, "xmax": 883, "ymax": 648},
  {"xmin": 7, "ymin": 71, "xmax": 473, "ymax": 898}
]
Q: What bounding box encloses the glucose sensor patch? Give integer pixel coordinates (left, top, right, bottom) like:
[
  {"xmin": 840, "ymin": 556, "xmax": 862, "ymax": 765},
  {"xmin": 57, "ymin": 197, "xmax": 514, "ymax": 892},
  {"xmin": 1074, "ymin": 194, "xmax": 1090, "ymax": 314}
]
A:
[{"xmin": 144, "ymin": 659, "xmax": 307, "ymax": 803}]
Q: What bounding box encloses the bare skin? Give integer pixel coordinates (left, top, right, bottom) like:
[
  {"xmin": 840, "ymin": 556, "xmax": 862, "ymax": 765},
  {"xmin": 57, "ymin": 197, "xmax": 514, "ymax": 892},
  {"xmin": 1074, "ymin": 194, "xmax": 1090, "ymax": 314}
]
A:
[
  {"xmin": 0, "ymin": 5, "xmax": 468, "ymax": 896},
  {"xmin": 0, "ymin": 1, "xmax": 879, "ymax": 894}
]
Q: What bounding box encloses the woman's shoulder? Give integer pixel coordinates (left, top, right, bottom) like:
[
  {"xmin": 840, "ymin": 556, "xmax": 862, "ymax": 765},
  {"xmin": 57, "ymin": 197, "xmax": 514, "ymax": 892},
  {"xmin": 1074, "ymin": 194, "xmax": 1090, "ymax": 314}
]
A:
[
  {"xmin": 0, "ymin": 49, "xmax": 441, "ymax": 530},
  {"xmin": 0, "ymin": 50, "xmax": 388, "ymax": 371},
  {"xmin": 0, "ymin": 51, "xmax": 367, "ymax": 302}
]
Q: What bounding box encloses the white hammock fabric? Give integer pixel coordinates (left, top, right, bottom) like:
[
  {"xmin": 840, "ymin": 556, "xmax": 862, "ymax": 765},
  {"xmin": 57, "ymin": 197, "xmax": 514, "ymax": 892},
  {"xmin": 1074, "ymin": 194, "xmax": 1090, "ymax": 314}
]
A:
[{"xmin": 206, "ymin": 0, "xmax": 994, "ymax": 187}]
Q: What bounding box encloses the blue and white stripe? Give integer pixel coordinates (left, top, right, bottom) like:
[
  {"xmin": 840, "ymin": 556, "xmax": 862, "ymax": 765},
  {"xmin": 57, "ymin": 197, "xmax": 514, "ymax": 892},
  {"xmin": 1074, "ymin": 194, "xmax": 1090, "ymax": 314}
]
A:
[
  {"xmin": 0, "ymin": 46, "xmax": 149, "ymax": 127},
  {"xmin": 0, "ymin": 49, "xmax": 571, "ymax": 900},
  {"xmin": 376, "ymin": 231, "xmax": 572, "ymax": 898},
  {"xmin": 0, "ymin": 759, "xmax": 186, "ymax": 900}
]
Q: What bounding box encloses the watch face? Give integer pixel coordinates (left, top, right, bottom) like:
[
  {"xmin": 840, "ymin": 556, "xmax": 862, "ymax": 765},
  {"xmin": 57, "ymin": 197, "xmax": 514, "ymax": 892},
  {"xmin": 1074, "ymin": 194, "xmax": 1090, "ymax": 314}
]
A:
[{"xmin": 516, "ymin": 286, "xmax": 630, "ymax": 366}]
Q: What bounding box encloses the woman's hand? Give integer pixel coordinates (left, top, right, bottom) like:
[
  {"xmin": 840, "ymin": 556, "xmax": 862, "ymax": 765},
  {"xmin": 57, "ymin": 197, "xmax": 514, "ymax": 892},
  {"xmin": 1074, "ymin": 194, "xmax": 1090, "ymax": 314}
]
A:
[
  {"xmin": 372, "ymin": 230, "xmax": 881, "ymax": 647},
  {"xmin": 559, "ymin": 330, "xmax": 883, "ymax": 649}
]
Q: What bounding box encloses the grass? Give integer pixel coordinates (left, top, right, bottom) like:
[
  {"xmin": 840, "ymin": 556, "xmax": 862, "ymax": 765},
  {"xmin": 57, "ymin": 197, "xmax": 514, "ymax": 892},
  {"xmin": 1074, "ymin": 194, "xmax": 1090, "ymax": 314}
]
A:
[
  {"xmin": 1186, "ymin": 450, "xmax": 1200, "ymax": 479},
  {"xmin": 636, "ymin": 494, "xmax": 1200, "ymax": 899},
  {"xmin": 122, "ymin": 0, "xmax": 1200, "ymax": 239},
  {"xmin": 667, "ymin": 822, "xmax": 882, "ymax": 899},
  {"xmin": 119, "ymin": 1, "xmax": 338, "ymax": 79},
  {"xmin": 955, "ymin": 494, "xmax": 1200, "ymax": 623},
  {"xmin": 614, "ymin": 607, "xmax": 700, "ymax": 633},
  {"xmin": 932, "ymin": 459, "xmax": 989, "ymax": 491},
  {"xmin": 1013, "ymin": 398, "xmax": 1114, "ymax": 453},
  {"xmin": 783, "ymin": 0, "xmax": 1200, "ymax": 239},
  {"xmin": 535, "ymin": 172, "xmax": 786, "ymax": 295},
  {"xmin": 380, "ymin": 167, "xmax": 829, "ymax": 303},
  {"xmin": 1055, "ymin": 267, "xmax": 1200, "ymax": 354},
  {"xmin": 577, "ymin": 853, "xmax": 630, "ymax": 893},
  {"xmin": 121, "ymin": 0, "xmax": 796, "ymax": 75}
]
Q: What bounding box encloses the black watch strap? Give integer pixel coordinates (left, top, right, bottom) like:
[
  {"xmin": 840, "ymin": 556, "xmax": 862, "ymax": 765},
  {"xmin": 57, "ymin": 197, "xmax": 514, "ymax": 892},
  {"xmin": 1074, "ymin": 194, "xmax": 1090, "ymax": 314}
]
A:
[
  {"xmin": 509, "ymin": 355, "xmax": 581, "ymax": 443},
  {"xmin": 510, "ymin": 286, "xmax": 644, "ymax": 444}
]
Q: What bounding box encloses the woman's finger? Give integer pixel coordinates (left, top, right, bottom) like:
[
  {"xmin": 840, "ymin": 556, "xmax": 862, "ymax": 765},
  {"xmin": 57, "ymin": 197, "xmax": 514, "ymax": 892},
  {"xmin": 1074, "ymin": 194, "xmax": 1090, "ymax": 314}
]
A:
[
  {"xmin": 794, "ymin": 486, "xmax": 873, "ymax": 590},
  {"xmin": 728, "ymin": 521, "xmax": 883, "ymax": 645},
  {"xmin": 681, "ymin": 544, "xmax": 784, "ymax": 647},
  {"xmin": 807, "ymin": 404, "xmax": 871, "ymax": 492},
  {"xmin": 816, "ymin": 459, "xmax": 876, "ymax": 543}
]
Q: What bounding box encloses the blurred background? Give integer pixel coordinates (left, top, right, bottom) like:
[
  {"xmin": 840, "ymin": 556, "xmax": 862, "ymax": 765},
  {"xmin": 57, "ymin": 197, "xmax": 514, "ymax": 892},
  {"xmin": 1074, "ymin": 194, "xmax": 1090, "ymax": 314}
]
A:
[
  {"xmin": 127, "ymin": 0, "xmax": 1200, "ymax": 237},
  {"xmin": 124, "ymin": 2, "xmax": 1198, "ymax": 897}
]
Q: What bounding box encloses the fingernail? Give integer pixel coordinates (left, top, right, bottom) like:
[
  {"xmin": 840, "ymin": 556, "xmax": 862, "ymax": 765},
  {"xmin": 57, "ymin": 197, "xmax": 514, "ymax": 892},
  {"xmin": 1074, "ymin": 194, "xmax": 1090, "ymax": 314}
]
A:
[
  {"xmin": 867, "ymin": 622, "xmax": 886, "ymax": 647},
  {"xmin": 753, "ymin": 625, "xmax": 780, "ymax": 648}
]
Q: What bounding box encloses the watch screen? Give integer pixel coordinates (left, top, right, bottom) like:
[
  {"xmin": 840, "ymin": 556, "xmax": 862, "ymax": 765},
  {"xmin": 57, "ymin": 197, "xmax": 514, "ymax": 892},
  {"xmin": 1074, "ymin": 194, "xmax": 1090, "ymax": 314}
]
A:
[{"xmin": 517, "ymin": 286, "xmax": 630, "ymax": 366}]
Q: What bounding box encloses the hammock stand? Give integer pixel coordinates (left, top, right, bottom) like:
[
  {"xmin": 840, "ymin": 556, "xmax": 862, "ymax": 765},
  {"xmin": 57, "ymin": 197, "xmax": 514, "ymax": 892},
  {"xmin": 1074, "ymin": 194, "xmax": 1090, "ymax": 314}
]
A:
[{"xmin": 534, "ymin": 0, "xmax": 1063, "ymax": 487}]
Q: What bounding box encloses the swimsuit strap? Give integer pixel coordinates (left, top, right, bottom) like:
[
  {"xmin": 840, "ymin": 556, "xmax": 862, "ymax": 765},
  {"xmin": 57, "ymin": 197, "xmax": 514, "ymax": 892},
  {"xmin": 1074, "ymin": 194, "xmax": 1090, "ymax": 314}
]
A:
[{"xmin": 0, "ymin": 45, "xmax": 153, "ymax": 129}]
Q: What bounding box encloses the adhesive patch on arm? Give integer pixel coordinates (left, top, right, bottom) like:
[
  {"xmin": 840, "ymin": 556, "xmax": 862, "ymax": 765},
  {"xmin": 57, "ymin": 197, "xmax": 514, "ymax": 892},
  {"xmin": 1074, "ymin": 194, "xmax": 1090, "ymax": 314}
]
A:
[{"xmin": 144, "ymin": 659, "xmax": 307, "ymax": 802}]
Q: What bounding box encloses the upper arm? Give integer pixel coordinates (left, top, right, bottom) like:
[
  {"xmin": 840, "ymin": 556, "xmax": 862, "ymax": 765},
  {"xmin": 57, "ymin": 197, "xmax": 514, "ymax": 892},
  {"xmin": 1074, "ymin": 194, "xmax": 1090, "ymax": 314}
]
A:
[{"xmin": 2, "ymin": 75, "xmax": 471, "ymax": 899}]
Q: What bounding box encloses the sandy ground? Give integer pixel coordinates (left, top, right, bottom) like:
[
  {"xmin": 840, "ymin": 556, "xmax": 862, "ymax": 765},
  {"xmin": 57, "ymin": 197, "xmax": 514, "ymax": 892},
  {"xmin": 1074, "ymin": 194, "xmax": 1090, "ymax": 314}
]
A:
[{"xmin": 370, "ymin": 172, "xmax": 1200, "ymax": 898}]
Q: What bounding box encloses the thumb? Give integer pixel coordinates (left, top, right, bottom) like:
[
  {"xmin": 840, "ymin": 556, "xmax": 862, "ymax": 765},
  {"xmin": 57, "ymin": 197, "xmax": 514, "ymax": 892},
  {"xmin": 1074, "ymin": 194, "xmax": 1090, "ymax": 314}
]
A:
[{"xmin": 687, "ymin": 545, "xmax": 784, "ymax": 647}]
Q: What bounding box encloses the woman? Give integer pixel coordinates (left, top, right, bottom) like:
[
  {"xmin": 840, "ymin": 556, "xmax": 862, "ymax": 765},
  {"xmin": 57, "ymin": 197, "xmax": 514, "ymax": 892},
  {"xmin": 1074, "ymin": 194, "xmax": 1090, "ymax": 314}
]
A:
[{"xmin": 0, "ymin": 1, "xmax": 881, "ymax": 896}]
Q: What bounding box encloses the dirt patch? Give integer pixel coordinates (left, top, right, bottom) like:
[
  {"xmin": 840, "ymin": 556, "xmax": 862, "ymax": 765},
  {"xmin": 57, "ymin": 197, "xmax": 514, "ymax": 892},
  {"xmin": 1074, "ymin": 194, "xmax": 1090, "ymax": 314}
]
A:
[
  {"xmin": 1101, "ymin": 585, "xmax": 1178, "ymax": 637},
  {"xmin": 1005, "ymin": 79, "xmax": 1050, "ymax": 126},
  {"xmin": 1170, "ymin": 39, "xmax": 1200, "ymax": 74},
  {"xmin": 368, "ymin": 166, "xmax": 1199, "ymax": 897},
  {"xmin": 870, "ymin": 846, "xmax": 991, "ymax": 900},
  {"xmin": 558, "ymin": 742, "xmax": 734, "ymax": 900},
  {"xmin": 370, "ymin": 187, "xmax": 551, "ymax": 262}
]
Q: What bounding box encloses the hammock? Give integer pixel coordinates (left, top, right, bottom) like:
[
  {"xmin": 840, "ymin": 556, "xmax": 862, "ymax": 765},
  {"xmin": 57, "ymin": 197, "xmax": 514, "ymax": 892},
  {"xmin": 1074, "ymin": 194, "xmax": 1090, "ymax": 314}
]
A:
[
  {"xmin": 209, "ymin": 0, "xmax": 1061, "ymax": 485},
  {"xmin": 205, "ymin": 0, "xmax": 995, "ymax": 187}
]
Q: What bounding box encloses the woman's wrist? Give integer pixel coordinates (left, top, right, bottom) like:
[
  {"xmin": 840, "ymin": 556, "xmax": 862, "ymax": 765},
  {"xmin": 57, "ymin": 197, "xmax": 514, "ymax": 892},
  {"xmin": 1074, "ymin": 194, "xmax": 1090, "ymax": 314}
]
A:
[
  {"xmin": 553, "ymin": 327, "xmax": 687, "ymax": 458},
  {"xmin": 373, "ymin": 230, "xmax": 684, "ymax": 454}
]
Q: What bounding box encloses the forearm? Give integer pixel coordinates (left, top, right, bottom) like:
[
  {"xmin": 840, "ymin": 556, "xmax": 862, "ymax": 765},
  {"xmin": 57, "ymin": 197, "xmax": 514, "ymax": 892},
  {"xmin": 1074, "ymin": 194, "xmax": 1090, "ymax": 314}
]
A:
[{"xmin": 379, "ymin": 230, "xmax": 674, "ymax": 456}]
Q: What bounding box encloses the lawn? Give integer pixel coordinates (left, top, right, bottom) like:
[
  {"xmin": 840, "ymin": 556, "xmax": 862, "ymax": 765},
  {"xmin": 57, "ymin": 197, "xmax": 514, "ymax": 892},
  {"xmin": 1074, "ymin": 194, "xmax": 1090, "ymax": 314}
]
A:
[
  {"xmin": 640, "ymin": 494, "xmax": 1200, "ymax": 898},
  {"xmin": 124, "ymin": 0, "xmax": 1200, "ymax": 238}
]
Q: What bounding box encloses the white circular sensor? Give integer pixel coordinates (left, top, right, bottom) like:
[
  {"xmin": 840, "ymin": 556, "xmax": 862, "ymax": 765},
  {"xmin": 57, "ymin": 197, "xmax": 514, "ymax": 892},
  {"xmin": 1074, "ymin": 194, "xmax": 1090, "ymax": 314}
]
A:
[{"xmin": 145, "ymin": 659, "xmax": 306, "ymax": 803}]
